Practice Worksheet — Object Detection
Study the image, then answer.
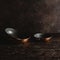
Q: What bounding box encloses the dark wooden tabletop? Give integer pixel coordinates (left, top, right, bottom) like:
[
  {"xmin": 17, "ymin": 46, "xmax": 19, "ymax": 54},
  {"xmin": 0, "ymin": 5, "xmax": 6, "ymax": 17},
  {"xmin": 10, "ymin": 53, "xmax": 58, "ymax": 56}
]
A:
[{"xmin": 0, "ymin": 34, "xmax": 60, "ymax": 60}]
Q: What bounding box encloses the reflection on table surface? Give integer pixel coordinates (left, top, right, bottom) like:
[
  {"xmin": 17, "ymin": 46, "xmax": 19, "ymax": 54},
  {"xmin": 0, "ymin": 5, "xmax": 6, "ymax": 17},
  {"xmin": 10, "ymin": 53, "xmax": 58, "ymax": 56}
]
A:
[{"xmin": 0, "ymin": 33, "xmax": 60, "ymax": 59}]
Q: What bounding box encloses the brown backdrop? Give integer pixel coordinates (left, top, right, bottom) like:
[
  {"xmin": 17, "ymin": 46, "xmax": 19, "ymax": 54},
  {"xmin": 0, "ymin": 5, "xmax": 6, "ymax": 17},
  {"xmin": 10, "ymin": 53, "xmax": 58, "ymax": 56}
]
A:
[{"xmin": 0, "ymin": 0, "xmax": 60, "ymax": 37}]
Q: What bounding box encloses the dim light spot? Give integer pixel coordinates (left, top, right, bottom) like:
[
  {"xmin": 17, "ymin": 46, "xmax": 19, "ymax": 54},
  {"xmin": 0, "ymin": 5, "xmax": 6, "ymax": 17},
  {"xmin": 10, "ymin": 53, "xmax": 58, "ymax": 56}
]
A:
[
  {"xmin": 5, "ymin": 28, "xmax": 16, "ymax": 35},
  {"xmin": 45, "ymin": 37, "xmax": 52, "ymax": 42},
  {"xmin": 34, "ymin": 33, "xmax": 43, "ymax": 38},
  {"xmin": 22, "ymin": 38, "xmax": 29, "ymax": 43}
]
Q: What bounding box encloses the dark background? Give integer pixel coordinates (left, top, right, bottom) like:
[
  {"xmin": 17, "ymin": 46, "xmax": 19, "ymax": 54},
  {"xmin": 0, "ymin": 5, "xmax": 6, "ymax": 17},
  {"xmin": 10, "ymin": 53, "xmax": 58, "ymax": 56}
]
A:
[
  {"xmin": 0, "ymin": 0, "xmax": 60, "ymax": 60},
  {"xmin": 0, "ymin": 0, "xmax": 60, "ymax": 34}
]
